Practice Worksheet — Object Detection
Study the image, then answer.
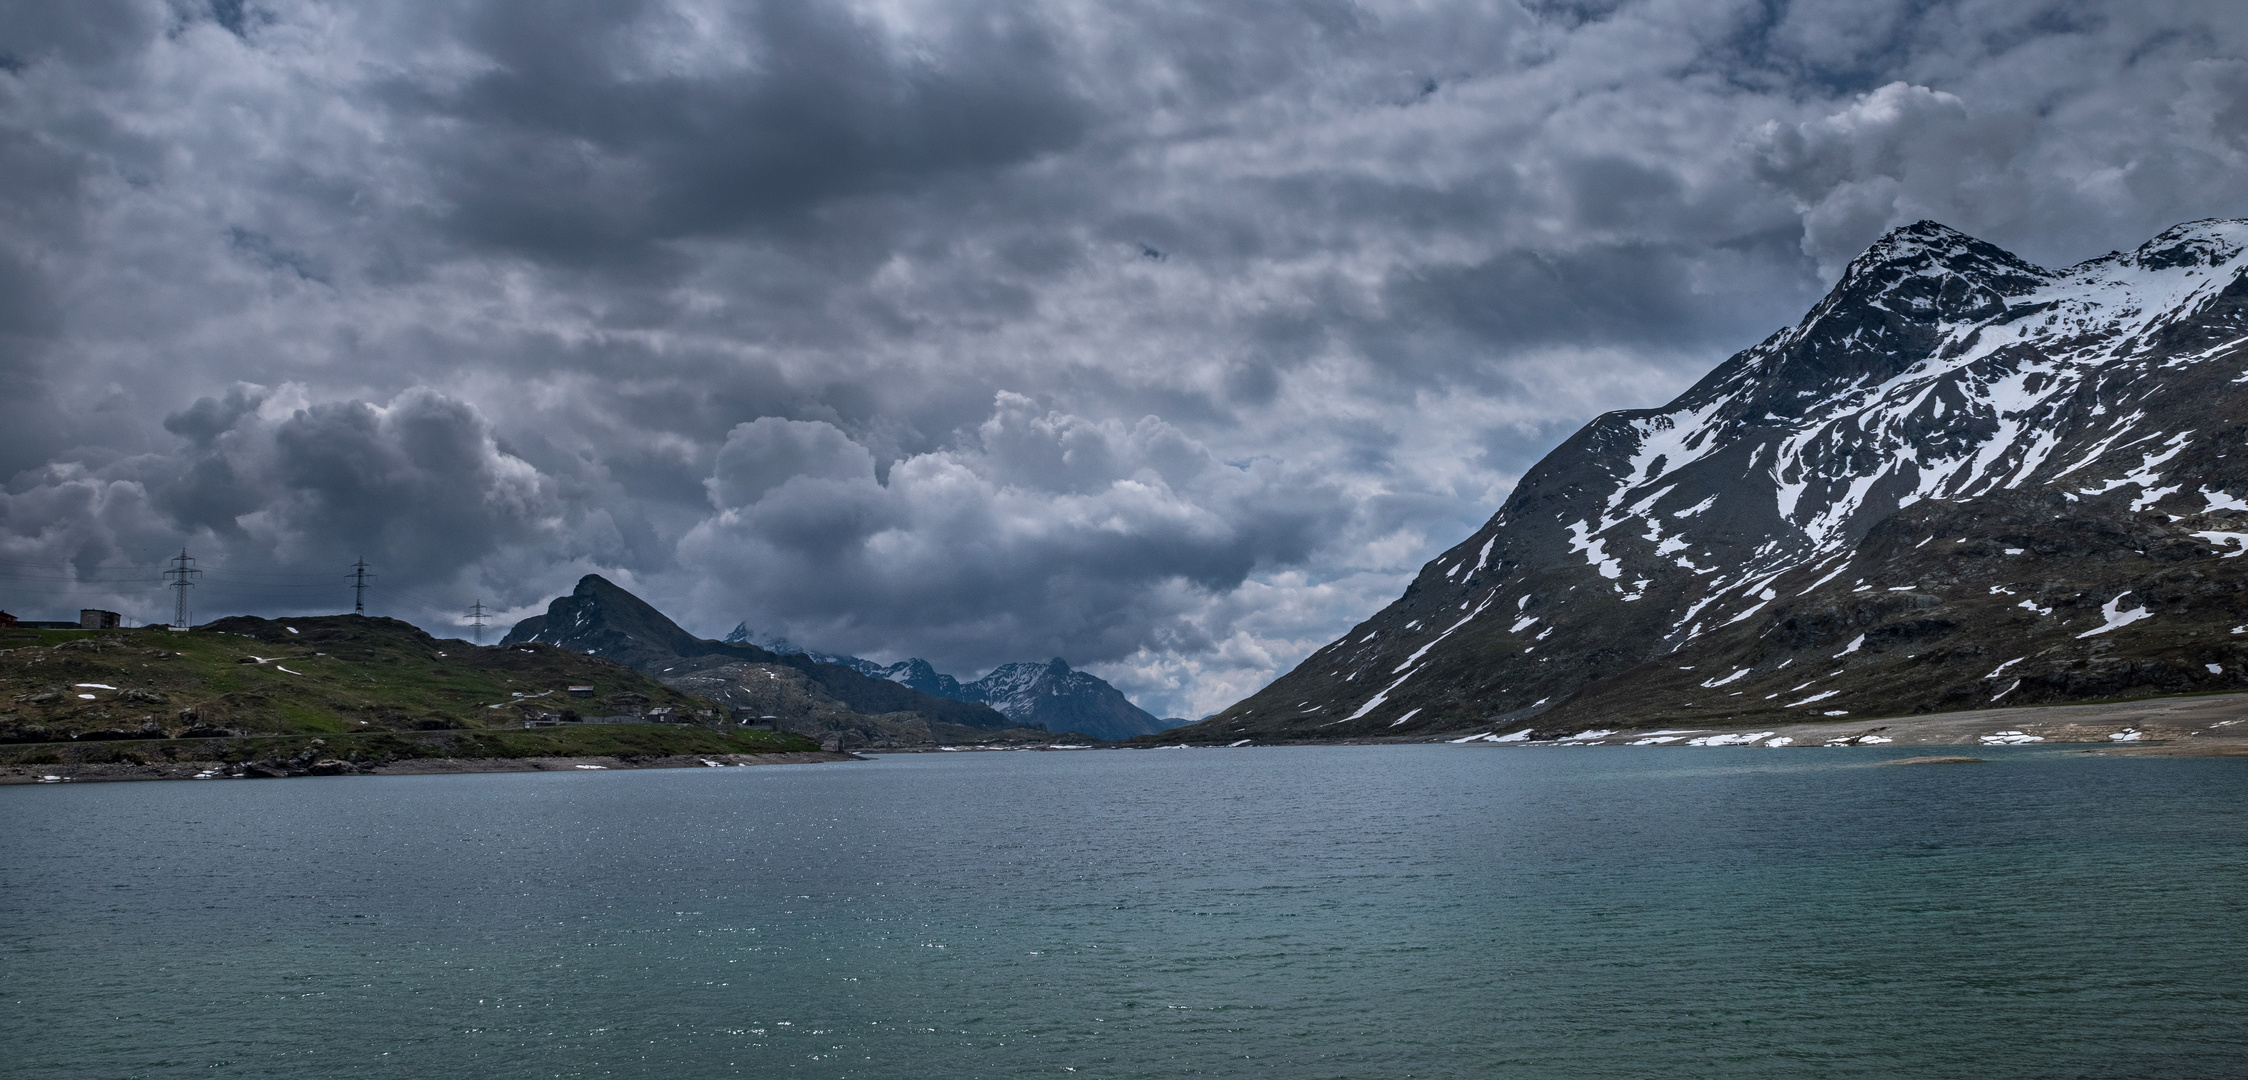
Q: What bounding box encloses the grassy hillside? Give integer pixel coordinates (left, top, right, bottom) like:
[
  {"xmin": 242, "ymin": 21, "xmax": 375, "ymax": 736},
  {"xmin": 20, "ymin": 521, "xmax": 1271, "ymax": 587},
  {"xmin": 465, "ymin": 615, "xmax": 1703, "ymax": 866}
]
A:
[{"xmin": 0, "ymin": 615, "xmax": 819, "ymax": 764}]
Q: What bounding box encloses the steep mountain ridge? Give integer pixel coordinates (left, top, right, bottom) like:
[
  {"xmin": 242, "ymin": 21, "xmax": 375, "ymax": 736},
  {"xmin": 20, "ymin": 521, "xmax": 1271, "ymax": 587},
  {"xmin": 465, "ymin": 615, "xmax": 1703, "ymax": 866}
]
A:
[{"xmin": 1178, "ymin": 218, "xmax": 2248, "ymax": 741}]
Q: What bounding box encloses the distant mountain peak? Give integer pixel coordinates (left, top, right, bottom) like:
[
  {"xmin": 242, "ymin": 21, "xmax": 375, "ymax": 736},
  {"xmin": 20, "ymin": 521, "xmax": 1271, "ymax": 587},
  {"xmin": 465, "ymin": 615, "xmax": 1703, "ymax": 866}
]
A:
[{"xmin": 744, "ymin": 637, "xmax": 1178, "ymax": 741}]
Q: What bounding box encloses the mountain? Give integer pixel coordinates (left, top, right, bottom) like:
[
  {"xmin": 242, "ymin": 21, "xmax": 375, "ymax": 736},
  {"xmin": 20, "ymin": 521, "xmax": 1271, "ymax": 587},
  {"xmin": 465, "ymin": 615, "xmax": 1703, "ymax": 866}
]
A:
[
  {"xmin": 502, "ymin": 577, "xmax": 1018, "ymax": 742},
  {"xmin": 951, "ymin": 658, "xmax": 1175, "ymax": 741},
  {"xmin": 741, "ymin": 632, "xmax": 1178, "ymax": 741},
  {"xmin": 1179, "ymin": 218, "xmax": 2248, "ymax": 742}
]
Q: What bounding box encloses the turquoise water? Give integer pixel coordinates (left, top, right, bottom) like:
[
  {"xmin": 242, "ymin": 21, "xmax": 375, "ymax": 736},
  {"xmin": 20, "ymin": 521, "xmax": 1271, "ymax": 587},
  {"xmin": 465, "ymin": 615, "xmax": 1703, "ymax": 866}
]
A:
[{"xmin": 3, "ymin": 746, "xmax": 2245, "ymax": 1078}]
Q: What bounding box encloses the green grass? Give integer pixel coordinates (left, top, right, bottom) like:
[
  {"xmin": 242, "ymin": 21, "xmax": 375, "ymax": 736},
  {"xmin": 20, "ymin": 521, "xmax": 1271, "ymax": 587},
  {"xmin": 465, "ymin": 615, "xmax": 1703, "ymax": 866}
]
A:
[{"xmin": 1, "ymin": 615, "xmax": 732, "ymax": 740}]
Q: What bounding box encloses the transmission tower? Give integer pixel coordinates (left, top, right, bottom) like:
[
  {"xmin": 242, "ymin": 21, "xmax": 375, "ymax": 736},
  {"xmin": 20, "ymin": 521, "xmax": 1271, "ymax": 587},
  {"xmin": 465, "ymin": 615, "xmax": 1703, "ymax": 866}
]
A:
[
  {"xmin": 348, "ymin": 557, "xmax": 374, "ymax": 614},
  {"xmin": 162, "ymin": 548, "xmax": 201, "ymax": 629},
  {"xmin": 467, "ymin": 599, "xmax": 489, "ymax": 644}
]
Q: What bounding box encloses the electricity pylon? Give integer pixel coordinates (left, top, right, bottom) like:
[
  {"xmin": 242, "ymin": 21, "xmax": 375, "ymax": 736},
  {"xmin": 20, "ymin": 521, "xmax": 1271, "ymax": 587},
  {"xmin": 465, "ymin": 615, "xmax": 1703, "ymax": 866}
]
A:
[
  {"xmin": 162, "ymin": 548, "xmax": 201, "ymax": 629},
  {"xmin": 349, "ymin": 557, "xmax": 373, "ymax": 614}
]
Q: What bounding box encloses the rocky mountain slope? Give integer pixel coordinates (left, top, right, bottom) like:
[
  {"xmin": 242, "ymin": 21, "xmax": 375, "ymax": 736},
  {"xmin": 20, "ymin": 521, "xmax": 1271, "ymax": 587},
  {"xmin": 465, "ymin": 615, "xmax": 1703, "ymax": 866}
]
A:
[
  {"xmin": 733, "ymin": 627, "xmax": 1179, "ymax": 741},
  {"xmin": 1175, "ymin": 218, "xmax": 2248, "ymax": 742},
  {"xmin": 505, "ymin": 577, "xmax": 1037, "ymax": 745}
]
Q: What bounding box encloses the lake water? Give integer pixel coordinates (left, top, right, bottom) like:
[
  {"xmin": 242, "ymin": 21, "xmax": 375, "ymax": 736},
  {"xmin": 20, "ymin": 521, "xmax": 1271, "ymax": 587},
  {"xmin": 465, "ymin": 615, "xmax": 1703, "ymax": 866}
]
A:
[{"xmin": 3, "ymin": 745, "xmax": 2245, "ymax": 1078}]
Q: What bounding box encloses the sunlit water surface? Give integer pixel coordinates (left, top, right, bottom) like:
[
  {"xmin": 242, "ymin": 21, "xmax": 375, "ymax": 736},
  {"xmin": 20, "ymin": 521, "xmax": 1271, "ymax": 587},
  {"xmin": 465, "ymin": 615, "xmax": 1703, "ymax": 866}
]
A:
[{"xmin": 4, "ymin": 745, "xmax": 2245, "ymax": 1078}]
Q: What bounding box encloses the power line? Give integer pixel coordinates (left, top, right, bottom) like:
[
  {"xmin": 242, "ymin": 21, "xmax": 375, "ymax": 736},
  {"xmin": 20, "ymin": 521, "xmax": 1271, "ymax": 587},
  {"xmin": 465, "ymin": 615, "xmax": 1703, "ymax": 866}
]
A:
[{"xmin": 0, "ymin": 549, "xmax": 512, "ymax": 636}]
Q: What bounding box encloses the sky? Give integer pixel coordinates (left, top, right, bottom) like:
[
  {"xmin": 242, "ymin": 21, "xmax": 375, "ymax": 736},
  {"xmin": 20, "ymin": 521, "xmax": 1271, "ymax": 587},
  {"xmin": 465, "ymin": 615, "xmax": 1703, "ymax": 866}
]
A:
[{"xmin": 2, "ymin": 0, "xmax": 2245, "ymax": 719}]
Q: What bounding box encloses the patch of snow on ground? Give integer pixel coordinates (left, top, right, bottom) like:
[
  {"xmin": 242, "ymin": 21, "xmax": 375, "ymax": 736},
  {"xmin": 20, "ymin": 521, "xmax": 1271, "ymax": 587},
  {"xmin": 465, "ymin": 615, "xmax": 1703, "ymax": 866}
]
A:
[
  {"xmin": 1786, "ymin": 690, "xmax": 1841, "ymax": 707},
  {"xmin": 1700, "ymin": 668, "xmax": 1752, "ymax": 688},
  {"xmin": 1980, "ymin": 731, "xmax": 2044, "ymax": 745},
  {"xmin": 1986, "ymin": 657, "xmax": 2025, "ymax": 678},
  {"xmin": 1686, "ymin": 731, "xmax": 1777, "ymax": 746},
  {"xmin": 1855, "ymin": 735, "xmax": 1892, "ymax": 745},
  {"xmin": 1389, "ymin": 708, "xmax": 1423, "ymax": 728},
  {"xmin": 1565, "ymin": 520, "xmax": 1624, "ymax": 580},
  {"xmin": 2208, "ymin": 664, "xmax": 2224, "ymax": 674},
  {"xmin": 1834, "ymin": 634, "xmax": 1865, "ymax": 657},
  {"xmin": 2202, "ymin": 488, "xmax": 2248, "ymax": 512},
  {"xmin": 2191, "ymin": 530, "xmax": 2248, "ymax": 556},
  {"xmin": 2109, "ymin": 729, "xmax": 2143, "ymax": 742},
  {"xmin": 2076, "ymin": 593, "xmax": 2153, "ymax": 638},
  {"xmin": 1797, "ymin": 559, "xmax": 1853, "ymax": 597},
  {"xmin": 1764, "ymin": 736, "xmax": 1794, "ymax": 747}
]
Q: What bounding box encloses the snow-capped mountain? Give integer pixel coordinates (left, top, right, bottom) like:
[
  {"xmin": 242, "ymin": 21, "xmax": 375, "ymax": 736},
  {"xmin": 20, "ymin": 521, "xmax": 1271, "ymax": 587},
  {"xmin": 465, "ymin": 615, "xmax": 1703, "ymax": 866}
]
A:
[
  {"xmin": 1176, "ymin": 219, "xmax": 2248, "ymax": 741},
  {"xmin": 961, "ymin": 658, "xmax": 1179, "ymax": 741},
  {"xmin": 736, "ymin": 629, "xmax": 1178, "ymax": 740}
]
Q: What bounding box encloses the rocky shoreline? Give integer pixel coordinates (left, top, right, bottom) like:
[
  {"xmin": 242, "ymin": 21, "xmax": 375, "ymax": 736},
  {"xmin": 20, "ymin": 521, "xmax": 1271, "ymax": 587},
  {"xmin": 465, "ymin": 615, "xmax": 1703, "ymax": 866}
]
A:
[
  {"xmin": 1424, "ymin": 691, "xmax": 2248, "ymax": 757},
  {"xmin": 0, "ymin": 750, "xmax": 864, "ymax": 784}
]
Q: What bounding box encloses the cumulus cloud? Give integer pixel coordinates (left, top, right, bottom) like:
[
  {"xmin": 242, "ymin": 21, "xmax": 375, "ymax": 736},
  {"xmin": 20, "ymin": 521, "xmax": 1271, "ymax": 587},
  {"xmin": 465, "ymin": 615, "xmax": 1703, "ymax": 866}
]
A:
[
  {"xmin": 706, "ymin": 418, "xmax": 879, "ymax": 508},
  {"xmin": 2, "ymin": 0, "xmax": 2245, "ymax": 716},
  {"xmin": 3, "ymin": 385, "xmax": 585, "ymax": 626},
  {"xmin": 677, "ymin": 395, "xmax": 1346, "ymax": 680}
]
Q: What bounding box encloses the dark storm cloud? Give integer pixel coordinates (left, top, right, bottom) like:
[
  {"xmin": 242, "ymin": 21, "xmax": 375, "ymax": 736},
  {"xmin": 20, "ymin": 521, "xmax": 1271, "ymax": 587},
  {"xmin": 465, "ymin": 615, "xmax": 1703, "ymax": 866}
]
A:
[
  {"xmin": 418, "ymin": 0, "xmax": 1089, "ymax": 267},
  {"xmin": 3, "ymin": 0, "xmax": 2246, "ymax": 715},
  {"xmin": 677, "ymin": 399, "xmax": 1346, "ymax": 674}
]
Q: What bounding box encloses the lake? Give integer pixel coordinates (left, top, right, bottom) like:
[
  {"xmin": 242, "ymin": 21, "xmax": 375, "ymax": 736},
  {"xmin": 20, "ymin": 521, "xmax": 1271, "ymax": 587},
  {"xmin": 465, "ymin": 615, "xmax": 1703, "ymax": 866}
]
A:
[{"xmin": 3, "ymin": 745, "xmax": 2244, "ymax": 1078}]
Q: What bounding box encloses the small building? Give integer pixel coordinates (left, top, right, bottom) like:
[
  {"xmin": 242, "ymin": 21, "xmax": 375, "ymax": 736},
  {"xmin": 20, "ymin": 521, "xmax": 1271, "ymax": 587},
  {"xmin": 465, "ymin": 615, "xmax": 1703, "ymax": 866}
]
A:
[
  {"xmin": 0, "ymin": 610, "xmax": 14, "ymax": 628},
  {"xmin": 647, "ymin": 706, "xmax": 677, "ymax": 723},
  {"xmin": 80, "ymin": 609, "xmax": 122, "ymax": 630},
  {"xmin": 566, "ymin": 685, "xmax": 595, "ymax": 698}
]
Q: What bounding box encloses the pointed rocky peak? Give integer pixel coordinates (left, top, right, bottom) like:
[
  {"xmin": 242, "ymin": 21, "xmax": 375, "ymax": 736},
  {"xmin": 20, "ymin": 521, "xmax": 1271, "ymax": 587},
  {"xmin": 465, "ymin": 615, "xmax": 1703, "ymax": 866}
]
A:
[
  {"xmin": 722, "ymin": 622, "xmax": 751, "ymax": 644},
  {"xmin": 1751, "ymin": 222, "xmax": 2054, "ymax": 393},
  {"xmin": 1828, "ymin": 220, "xmax": 2051, "ymax": 311},
  {"xmin": 500, "ymin": 574, "xmax": 763, "ymax": 670},
  {"xmin": 879, "ymin": 657, "xmax": 966, "ymax": 699}
]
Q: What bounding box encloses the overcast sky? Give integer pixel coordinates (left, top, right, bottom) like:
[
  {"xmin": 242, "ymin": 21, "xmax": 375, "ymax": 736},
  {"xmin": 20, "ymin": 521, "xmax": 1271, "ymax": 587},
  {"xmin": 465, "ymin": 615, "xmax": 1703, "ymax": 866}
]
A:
[{"xmin": 3, "ymin": 0, "xmax": 2245, "ymax": 718}]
